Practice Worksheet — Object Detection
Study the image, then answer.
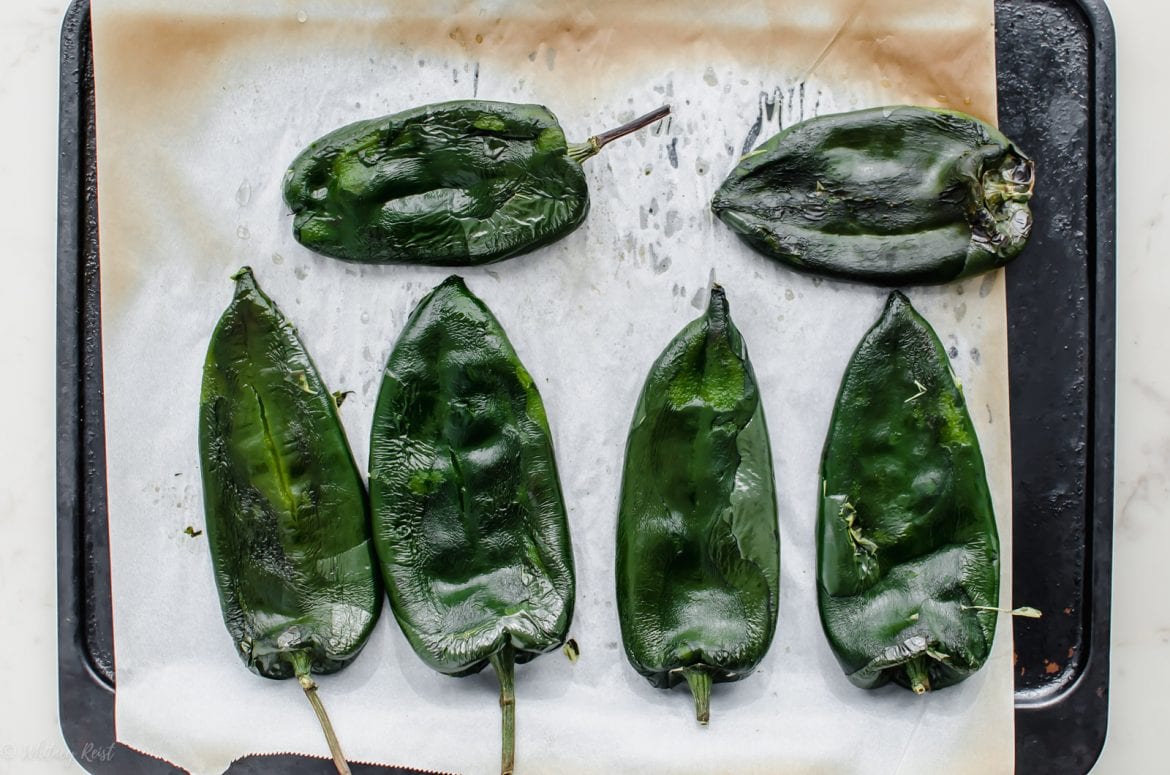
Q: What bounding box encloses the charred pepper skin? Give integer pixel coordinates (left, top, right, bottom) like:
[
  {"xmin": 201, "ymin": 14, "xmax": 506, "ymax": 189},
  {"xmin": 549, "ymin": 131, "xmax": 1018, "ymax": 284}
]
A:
[
  {"xmin": 199, "ymin": 267, "xmax": 381, "ymax": 774},
  {"xmin": 369, "ymin": 275, "xmax": 574, "ymax": 774},
  {"xmin": 711, "ymin": 106, "xmax": 1035, "ymax": 285},
  {"xmin": 284, "ymin": 100, "xmax": 669, "ymax": 266},
  {"xmin": 616, "ymin": 286, "xmax": 780, "ymax": 724},
  {"xmin": 817, "ymin": 291, "xmax": 1000, "ymax": 694}
]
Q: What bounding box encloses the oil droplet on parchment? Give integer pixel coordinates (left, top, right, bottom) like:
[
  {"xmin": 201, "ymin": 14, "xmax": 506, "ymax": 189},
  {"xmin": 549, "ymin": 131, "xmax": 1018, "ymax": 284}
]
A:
[
  {"xmin": 296, "ymin": 10, "xmax": 308, "ymax": 23},
  {"xmin": 236, "ymin": 225, "xmax": 249, "ymax": 240}
]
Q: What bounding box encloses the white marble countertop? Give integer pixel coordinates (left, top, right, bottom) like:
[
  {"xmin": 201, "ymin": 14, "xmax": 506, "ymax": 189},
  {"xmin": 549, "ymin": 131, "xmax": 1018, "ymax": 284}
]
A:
[{"xmin": 0, "ymin": 0, "xmax": 1163, "ymax": 772}]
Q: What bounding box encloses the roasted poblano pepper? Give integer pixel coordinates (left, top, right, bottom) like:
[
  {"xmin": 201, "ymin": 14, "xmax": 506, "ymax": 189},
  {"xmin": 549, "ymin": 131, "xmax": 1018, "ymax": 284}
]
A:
[
  {"xmin": 818, "ymin": 291, "xmax": 999, "ymax": 693},
  {"xmin": 369, "ymin": 276, "xmax": 574, "ymax": 775},
  {"xmin": 199, "ymin": 267, "xmax": 381, "ymax": 775},
  {"xmin": 616, "ymin": 286, "xmax": 780, "ymax": 724},
  {"xmin": 283, "ymin": 100, "xmax": 669, "ymax": 266},
  {"xmin": 711, "ymin": 106, "xmax": 1035, "ymax": 285}
]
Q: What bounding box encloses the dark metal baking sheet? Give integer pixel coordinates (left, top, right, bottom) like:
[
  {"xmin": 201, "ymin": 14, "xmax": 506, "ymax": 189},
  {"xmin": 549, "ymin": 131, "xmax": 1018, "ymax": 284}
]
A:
[{"xmin": 56, "ymin": 0, "xmax": 1115, "ymax": 771}]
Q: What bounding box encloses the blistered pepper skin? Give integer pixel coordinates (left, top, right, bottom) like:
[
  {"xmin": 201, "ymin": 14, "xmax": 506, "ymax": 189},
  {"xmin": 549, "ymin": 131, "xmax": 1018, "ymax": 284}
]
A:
[
  {"xmin": 199, "ymin": 267, "xmax": 382, "ymax": 681},
  {"xmin": 616, "ymin": 287, "xmax": 779, "ymax": 724},
  {"xmin": 369, "ymin": 276, "xmax": 574, "ymax": 774},
  {"xmin": 711, "ymin": 106, "xmax": 1035, "ymax": 285},
  {"xmin": 817, "ymin": 292, "xmax": 999, "ymax": 693},
  {"xmin": 284, "ymin": 101, "xmax": 667, "ymax": 267}
]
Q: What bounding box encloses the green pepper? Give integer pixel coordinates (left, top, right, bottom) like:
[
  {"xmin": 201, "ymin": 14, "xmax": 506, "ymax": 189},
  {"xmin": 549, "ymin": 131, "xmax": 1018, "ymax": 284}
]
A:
[
  {"xmin": 711, "ymin": 106, "xmax": 1035, "ymax": 285},
  {"xmin": 369, "ymin": 275, "xmax": 574, "ymax": 775},
  {"xmin": 283, "ymin": 100, "xmax": 669, "ymax": 266},
  {"xmin": 615, "ymin": 286, "xmax": 779, "ymax": 724},
  {"xmin": 818, "ymin": 291, "xmax": 999, "ymax": 693},
  {"xmin": 199, "ymin": 267, "xmax": 381, "ymax": 775}
]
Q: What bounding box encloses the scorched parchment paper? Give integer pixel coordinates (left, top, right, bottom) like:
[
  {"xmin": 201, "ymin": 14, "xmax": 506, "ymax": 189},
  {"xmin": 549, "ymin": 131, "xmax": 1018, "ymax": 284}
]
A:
[{"xmin": 91, "ymin": 0, "xmax": 1015, "ymax": 772}]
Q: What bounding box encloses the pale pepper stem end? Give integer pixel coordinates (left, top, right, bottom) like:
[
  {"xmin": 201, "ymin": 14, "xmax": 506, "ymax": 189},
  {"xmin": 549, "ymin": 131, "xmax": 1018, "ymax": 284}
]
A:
[{"xmin": 906, "ymin": 656, "xmax": 932, "ymax": 695}]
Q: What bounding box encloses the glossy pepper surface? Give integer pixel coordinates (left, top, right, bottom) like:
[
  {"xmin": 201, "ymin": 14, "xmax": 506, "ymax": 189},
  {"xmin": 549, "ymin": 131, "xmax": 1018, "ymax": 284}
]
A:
[
  {"xmin": 711, "ymin": 106, "xmax": 1035, "ymax": 285},
  {"xmin": 369, "ymin": 275, "xmax": 574, "ymax": 775},
  {"xmin": 818, "ymin": 291, "xmax": 999, "ymax": 693},
  {"xmin": 283, "ymin": 100, "xmax": 669, "ymax": 266},
  {"xmin": 616, "ymin": 286, "xmax": 779, "ymax": 724},
  {"xmin": 199, "ymin": 267, "xmax": 381, "ymax": 774}
]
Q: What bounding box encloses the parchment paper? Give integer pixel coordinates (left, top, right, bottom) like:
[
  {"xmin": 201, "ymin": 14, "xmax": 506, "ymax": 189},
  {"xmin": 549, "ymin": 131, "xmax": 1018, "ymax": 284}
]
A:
[{"xmin": 91, "ymin": 1, "xmax": 1014, "ymax": 772}]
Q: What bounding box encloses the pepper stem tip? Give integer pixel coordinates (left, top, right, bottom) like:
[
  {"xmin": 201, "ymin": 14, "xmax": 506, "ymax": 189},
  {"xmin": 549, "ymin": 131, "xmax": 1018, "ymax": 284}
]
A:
[
  {"xmin": 682, "ymin": 667, "xmax": 712, "ymax": 726},
  {"xmin": 906, "ymin": 656, "xmax": 931, "ymax": 695},
  {"xmin": 489, "ymin": 643, "xmax": 517, "ymax": 775},
  {"xmin": 297, "ymin": 673, "xmax": 352, "ymax": 775}
]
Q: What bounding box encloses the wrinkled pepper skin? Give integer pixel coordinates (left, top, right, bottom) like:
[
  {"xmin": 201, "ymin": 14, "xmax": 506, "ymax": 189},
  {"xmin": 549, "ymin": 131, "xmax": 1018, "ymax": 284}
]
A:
[
  {"xmin": 817, "ymin": 292, "xmax": 999, "ymax": 694},
  {"xmin": 711, "ymin": 106, "xmax": 1035, "ymax": 285},
  {"xmin": 199, "ymin": 267, "xmax": 381, "ymax": 773},
  {"xmin": 616, "ymin": 286, "xmax": 779, "ymax": 724},
  {"xmin": 369, "ymin": 275, "xmax": 574, "ymax": 774},
  {"xmin": 284, "ymin": 100, "xmax": 667, "ymax": 266}
]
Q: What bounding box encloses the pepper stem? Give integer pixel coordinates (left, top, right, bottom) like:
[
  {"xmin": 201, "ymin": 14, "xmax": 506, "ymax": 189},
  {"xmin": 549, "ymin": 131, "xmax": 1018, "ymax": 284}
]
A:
[
  {"xmin": 906, "ymin": 656, "xmax": 932, "ymax": 695},
  {"xmin": 291, "ymin": 654, "xmax": 351, "ymax": 775},
  {"xmin": 567, "ymin": 105, "xmax": 671, "ymax": 163},
  {"xmin": 682, "ymin": 667, "xmax": 712, "ymax": 726},
  {"xmin": 489, "ymin": 643, "xmax": 517, "ymax": 775}
]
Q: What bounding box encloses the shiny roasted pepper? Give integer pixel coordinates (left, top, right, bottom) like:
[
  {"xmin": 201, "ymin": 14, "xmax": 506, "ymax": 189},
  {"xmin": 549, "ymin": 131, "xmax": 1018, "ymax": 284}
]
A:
[
  {"xmin": 369, "ymin": 276, "xmax": 574, "ymax": 775},
  {"xmin": 283, "ymin": 100, "xmax": 669, "ymax": 266},
  {"xmin": 818, "ymin": 291, "xmax": 1000, "ymax": 693},
  {"xmin": 199, "ymin": 267, "xmax": 381, "ymax": 775},
  {"xmin": 711, "ymin": 106, "xmax": 1035, "ymax": 285},
  {"xmin": 616, "ymin": 286, "xmax": 780, "ymax": 724}
]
